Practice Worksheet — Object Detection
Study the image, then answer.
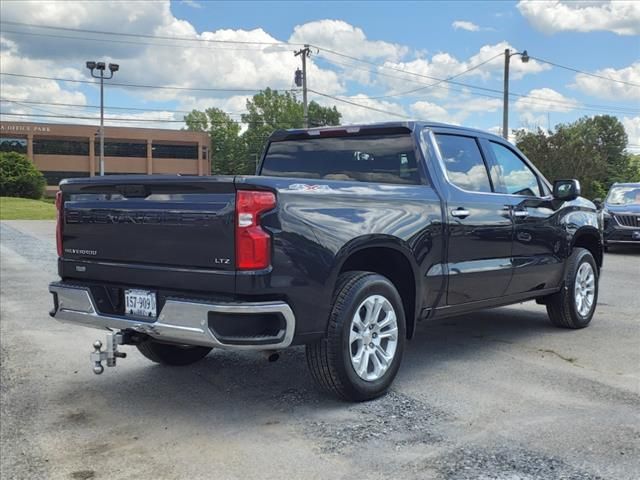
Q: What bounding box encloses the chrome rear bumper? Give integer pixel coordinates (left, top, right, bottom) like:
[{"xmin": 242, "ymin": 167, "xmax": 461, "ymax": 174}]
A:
[{"xmin": 49, "ymin": 282, "xmax": 295, "ymax": 350}]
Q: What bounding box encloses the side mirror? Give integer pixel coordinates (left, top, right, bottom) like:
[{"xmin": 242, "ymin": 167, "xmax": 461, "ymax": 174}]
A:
[
  {"xmin": 553, "ymin": 179, "xmax": 581, "ymax": 201},
  {"xmin": 593, "ymin": 198, "xmax": 603, "ymax": 209}
]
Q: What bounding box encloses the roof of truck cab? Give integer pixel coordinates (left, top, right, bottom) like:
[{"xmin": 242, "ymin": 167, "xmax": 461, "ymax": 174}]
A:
[{"xmin": 269, "ymin": 121, "xmax": 506, "ymax": 143}]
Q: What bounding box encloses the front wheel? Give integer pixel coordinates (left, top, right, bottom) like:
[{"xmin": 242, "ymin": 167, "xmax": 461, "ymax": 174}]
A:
[
  {"xmin": 136, "ymin": 340, "xmax": 212, "ymax": 366},
  {"xmin": 306, "ymin": 271, "xmax": 406, "ymax": 402},
  {"xmin": 546, "ymin": 248, "xmax": 599, "ymax": 329}
]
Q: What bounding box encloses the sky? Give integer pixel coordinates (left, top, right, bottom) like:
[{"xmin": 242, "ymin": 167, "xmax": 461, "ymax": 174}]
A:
[{"xmin": 0, "ymin": 0, "xmax": 639, "ymax": 150}]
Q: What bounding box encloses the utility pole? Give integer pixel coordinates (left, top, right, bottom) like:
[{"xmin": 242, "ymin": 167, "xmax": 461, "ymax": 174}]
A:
[
  {"xmin": 502, "ymin": 48, "xmax": 510, "ymax": 141},
  {"xmin": 295, "ymin": 45, "xmax": 311, "ymax": 128},
  {"xmin": 502, "ymin": 48, "xmax": 529, "ymax": 141},
  {"xmin": 86, "ymin": 61, "xmax": 119, "ymax": 175}
]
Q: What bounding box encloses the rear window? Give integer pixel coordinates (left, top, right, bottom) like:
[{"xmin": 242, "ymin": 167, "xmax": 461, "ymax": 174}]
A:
[{"xmin": 261, "ymin": 134, "xmax": 421, "ymax": 185}]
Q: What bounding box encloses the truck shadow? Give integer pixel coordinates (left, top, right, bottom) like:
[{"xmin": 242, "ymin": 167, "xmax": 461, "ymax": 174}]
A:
[{"xmin": 54, "ymin": 305, "xmax": 559, "ymax": 423}]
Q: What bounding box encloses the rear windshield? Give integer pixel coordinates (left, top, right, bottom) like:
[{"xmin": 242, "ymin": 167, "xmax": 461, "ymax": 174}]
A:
[{"xmin": 261, "ymin": 134, "xmax": 421, "ymax": 184}]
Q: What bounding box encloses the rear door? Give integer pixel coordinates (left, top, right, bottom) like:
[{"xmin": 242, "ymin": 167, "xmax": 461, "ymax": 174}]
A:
[{"xmin": 431, "ymin": 132, "xmax": 514, "ymax": 305}]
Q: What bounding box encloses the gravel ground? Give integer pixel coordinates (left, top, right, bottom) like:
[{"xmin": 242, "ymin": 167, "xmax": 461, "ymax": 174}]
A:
[{"xmin": 1, "ymin": 220, "xmax": 639, "ymax": 480}]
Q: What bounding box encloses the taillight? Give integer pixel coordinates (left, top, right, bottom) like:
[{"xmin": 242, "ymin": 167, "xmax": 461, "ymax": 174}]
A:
[
  {"xmin": 235, "ymin": 190, "xmax": 276, "ymax": 270},
  {"xmin": 55, "ymin": 190, "xmax": 63, "ymax": 257}
]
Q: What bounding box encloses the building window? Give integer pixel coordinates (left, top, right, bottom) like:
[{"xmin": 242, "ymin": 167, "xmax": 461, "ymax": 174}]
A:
[
  {"xmin": 34, "ymin": 139, "xmax": 89, "ymax": 155},
  {"xmin": 152, "ymin": 143, "xmax": 198, "ymax": 159},
  {"xmin": 41, "ymin": 171, "xmax": 90, "ymax": 186},
  {"xmin": 97, "ymin": 141, "xmax": 147, "ymax": 157},
  {"xmin": 0, "ymin": 136, "xmax": 28, "ymax": 154}
]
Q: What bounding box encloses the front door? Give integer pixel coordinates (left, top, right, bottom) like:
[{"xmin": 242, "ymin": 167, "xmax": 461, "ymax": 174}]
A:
[
  {"xmin": 432, "ymin": 132, "xmax": 514, "ymax": 305},
  {"xmin": 481, "ymin": 139, "xmax": 565, "ymax": 295}
]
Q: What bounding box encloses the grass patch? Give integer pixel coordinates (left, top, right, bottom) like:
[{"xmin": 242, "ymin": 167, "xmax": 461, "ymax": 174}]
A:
[{"xmin": 0, "ymin": 196, "xmax": 57, "ymax": 220}]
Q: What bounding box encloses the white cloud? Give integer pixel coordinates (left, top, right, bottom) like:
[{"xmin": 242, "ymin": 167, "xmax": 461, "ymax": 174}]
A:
[
  {"xmin": 621, "ymin": 116, "xmax": 640, "ymax": 153},
  {"xmin": 515, "ymin": 88, "xmax": 580, "ymax": 113},
  {"xmin": 517, "ymin": 0, "xmax": 640, "ymax": 36},
  {"xmin": 379, "ymin": 41, "xmax": 549, "ymax": 100},
  {"xmin": 452, "ymin": 21, "xmax": 480, "ymax": 32},
  {"xmin": 312, "ymin": 93, "xmax": 408, "ymax": 125},
  {"xmin": 572, "ymin": 62, "xmax": 640, "ymax": 101},
  {"xmin": 0, "ymin": 37, "xmax": 87, "ymax": 108},
  {"xmin": 410, "ymin": 101, "xmax": 451, "ymax": 122},
  {"xmin": 0, "ymin": 0, "xmax": 348, "ymax": 119},
  {"xmin": 181, "ymin": 0, "xmax": 203, "ymax": 8},
  {"xmin": 289, "ymin": 19, "xmax": 408, "ymax": 62}
]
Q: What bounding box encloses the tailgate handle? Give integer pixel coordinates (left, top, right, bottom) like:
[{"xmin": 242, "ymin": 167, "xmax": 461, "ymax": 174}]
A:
[{"xmin": 117, "ymin": 185, "xmax": 149, "ymax": 198}]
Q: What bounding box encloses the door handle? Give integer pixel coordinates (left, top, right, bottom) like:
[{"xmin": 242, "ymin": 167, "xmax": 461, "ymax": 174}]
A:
[{"xmin": 451, "ymin": 208, "xmax": 470, "ymax": 218}]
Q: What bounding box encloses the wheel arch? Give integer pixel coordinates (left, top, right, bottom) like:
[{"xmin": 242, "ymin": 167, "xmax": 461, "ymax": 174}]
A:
[
  {"xmin": 571, "ymin": 226, "xmax": 603, "ymax": 269},
  {"xmin": 333, "ymin": 236, "xmax": 421, "ymax": 339}
]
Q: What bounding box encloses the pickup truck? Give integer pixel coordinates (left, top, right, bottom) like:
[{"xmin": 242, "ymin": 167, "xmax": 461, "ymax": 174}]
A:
[{"xmin": 49, "ymin": 122, "xmax": 603, "ymax": 402}]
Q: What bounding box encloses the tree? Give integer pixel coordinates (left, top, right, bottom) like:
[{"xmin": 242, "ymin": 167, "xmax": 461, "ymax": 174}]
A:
[
  {"xmin": 241, "ymin": 88, "xmax": 341, "ymax": 169},
  {"xmin": 184, "ymin": 107, "xmax": 248, "ymax": 175},
  {"xmin": 516, "ymin": 115, "xmax": 633, "ymax": 199},
  {"xmin": 0, "ymin": 151, "xmax": 46, "ymax": 199}
]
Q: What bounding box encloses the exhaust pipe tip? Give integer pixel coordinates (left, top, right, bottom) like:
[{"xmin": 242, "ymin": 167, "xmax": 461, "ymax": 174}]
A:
[{"xmin": 262, "ymin": 350, "xmax": 280, "ymax": 362}]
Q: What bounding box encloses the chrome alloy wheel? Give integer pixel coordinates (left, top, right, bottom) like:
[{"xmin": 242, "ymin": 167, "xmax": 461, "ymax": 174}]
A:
[
  {"xmin": 349, "ymin": 294, "xmax": 399, "ymax": 382},
  {"xmin": 574, "ymin": 262, "xmax": 596, "ymax": 317}
]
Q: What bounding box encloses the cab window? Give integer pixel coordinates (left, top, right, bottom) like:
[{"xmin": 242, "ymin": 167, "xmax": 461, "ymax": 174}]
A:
[
  {"xmin": 489, "ymin": 142, "xmax": 541, "ymax": 197},
  {"xmin": 435, "ymin": 134, "xmax": 492, "ymax": 193}
]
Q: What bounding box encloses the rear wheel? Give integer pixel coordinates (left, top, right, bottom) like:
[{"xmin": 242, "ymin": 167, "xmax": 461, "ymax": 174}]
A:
[
  {"xmin": 136, "ymin": 340, "xmax": 212, "ymax": 366},
  {"xmin": 546, "ymin": 248, "xmax": 598, "ymax": 329},
  {"xmin": 306, "ymin": 271, "xmax": 406, "ymax": 402}
]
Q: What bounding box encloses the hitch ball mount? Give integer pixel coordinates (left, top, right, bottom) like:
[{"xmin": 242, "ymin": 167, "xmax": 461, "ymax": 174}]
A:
[{"xmin": 91, "ymin": 332, "xmax": 127, "ymax": 374}]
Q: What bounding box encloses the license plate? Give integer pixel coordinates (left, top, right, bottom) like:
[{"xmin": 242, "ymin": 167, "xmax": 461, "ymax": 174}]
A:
[{"xmin": 124, "ymin": 289, "xmax": 157, "ymax": 318}]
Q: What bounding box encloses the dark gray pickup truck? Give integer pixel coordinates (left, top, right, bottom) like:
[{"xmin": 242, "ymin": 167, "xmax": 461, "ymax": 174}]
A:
[{"xmin": 49, "ymin": 122, "xmax": 603, "ymax": 401}]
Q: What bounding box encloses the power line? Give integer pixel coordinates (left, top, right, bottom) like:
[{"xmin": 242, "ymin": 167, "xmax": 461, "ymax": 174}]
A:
[
  {"xmin": 336, "ymin": 52, "xmax": 504, "ymax": 100},
  {"xmin": 0, "ymin": 72, "xmax": 295, "ymax": 93},
  {"xmin": 530, "ymin": 55, "xmax": 640, "ymax": 88},
  {"xmin": 1, "ymin": 29, "xmax": 294, "ymax": 53},
  {"xmin": 315, "ymin": 54, "xmax": 640, "ymax": 115},
  {"xmin": 308, "ymin": 89, "xmax": 411, "ymax": 119},
  {"xmin": 0, "ymin": 98, "xmax": 246, "ymax": 116},
  {"xmin": 0, "ymin": 112, "xmax": 185, "ymax": 123},
  {"xmin": 0, "ymin": 20, "xmax": 301, "ymax": 47},
  {"xmin": 0, "ymin": 110, "xmax": 315, "ymax": 127}
]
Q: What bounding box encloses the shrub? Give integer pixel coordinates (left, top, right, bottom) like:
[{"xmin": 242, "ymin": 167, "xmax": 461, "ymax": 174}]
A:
[{"xmin": 0, "ymin": 151, "xmax": 46, "ymax": 199}]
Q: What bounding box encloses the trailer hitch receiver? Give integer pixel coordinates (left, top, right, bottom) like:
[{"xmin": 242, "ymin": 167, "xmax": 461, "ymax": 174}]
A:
[{"xmin": 91, "ymin": 332, "xmax": 127, "ymax": 374}]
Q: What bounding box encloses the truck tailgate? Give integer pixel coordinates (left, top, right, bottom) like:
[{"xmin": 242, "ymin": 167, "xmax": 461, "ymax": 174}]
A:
[{"xmin": 60, "ymin": 176, "xmax": 236, "ymax": 271}]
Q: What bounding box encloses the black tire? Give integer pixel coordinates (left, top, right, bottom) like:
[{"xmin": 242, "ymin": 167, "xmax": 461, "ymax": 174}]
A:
[
  {"xmin": 136, "ymin": 340, "xmax": 212, "ymax": 366},
  {"xmin": 546, "ymin": 248, "xmax": 599, "ymax": 329},
  {"xmin": 306, "ymin": 271, "xmax": 406, "ymax": 402}
]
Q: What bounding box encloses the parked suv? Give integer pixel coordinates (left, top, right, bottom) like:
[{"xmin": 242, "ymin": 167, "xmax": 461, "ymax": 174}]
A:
[
  {"xmin": 49, "ymin": 122, "xmax": 603, "ymax": 401},
  {"xmin": 595, "ymin": 182, "xmax": 640, "ymax": 250}
]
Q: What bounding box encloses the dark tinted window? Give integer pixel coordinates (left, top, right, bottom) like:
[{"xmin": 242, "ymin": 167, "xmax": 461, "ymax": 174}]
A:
[
  {"xmin": 97, "ymin": 141, "xmax": 147, "ymax": 158},
  {"xmin": 489, "ymin": 142, "xmax": 540, "ymax": 196},
  {"xmin": 34, "ymin": 139, "xmax": 89, "ymax": 155},
  {"xmin": 152, "ymin": 144, "xmax": 198, "ymax": 159},
  {"xmin": 261, "ymin": 134, "xmax": 420, "ymax": 184},
  {"xmin": 41, "ymin": 171, "xmax": 90, "ymax": 186},
  {"xmin": 435, "ymin": 134, "xmax": 492, "ymax": 192},
  {"xmin": 0, "ymin": 137, "xmax": 27, "ymax": 153}
]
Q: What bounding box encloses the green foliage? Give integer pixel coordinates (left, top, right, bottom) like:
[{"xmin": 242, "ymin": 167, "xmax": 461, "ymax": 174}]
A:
[
  {"xmin": 184, "ymin": 107, "xmax": 248, "ymax": 174},
  {"xmin": 515, "ymin": 115, "xmax": 635, "ymax": 199},
  {"xmin": 185, "ymin": 89, "xmax": 342, "ymax": 175},
  {"xmin": 0, "ymin": 151, "xmax": 45, "ymax": 199},
  {"xmin": 241, "ymin": 88, "xmax": 341, "ymax": 167}
]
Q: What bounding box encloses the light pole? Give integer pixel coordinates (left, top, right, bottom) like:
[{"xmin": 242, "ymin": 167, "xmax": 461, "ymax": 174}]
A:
[
  {"xmin": 86, "ymin": 61, "xmax": 119, "ymax": 175},
  {"xmin": 502, "ymin": 48, "xmax": 529, "ymax": 140}
]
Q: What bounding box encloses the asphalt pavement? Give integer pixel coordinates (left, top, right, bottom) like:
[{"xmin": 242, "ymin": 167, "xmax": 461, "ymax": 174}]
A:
[{"xmin": 1, "ymin": 220, "xmax": 638, "ymax": 480}]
